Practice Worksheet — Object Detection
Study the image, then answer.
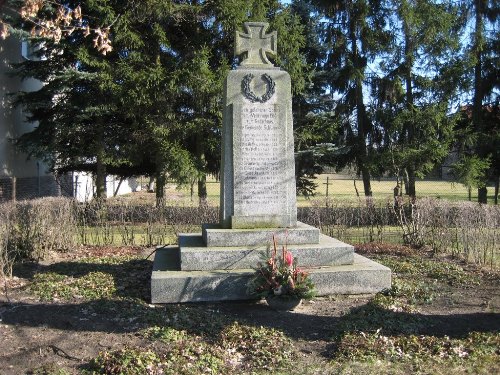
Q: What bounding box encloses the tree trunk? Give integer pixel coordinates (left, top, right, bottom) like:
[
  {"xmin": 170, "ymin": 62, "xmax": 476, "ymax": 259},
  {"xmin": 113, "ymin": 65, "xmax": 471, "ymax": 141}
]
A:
[
  {"xmin": 494, "ymin": 177, "xmax": 499, "ymax": 205},
  {"xmin": 403, "ymin": 170, "xmax": 409, "ymax": 195},
  {"xmin": 353, "ymin": 179, "xmax": 360, "ymax": 197},
  {"xmin": 190, "ymin": 179, "xmax": 196, "ymax": 201},
  {"xmin": 360, "ymin": 165, "xmax": 372, "ymax": 197},
  {"xmin": 155, "ymin": 171, "xmax": 166, "ymax": 207},
  {"xmin": 196, "ymin": 133, "xmax": 208, "ymax": 205},
  {"xmin": 473, "ymin": 0, "xmax": 486, "ymax": 204},
  {"xmin": 95, "ymin": 144, "xmax": 107, "ymax": 200},
  {"xmin": 403, "ymin": 11, "xmax": 416, "ymax": 198},
  {"xmin": 198, "ymin": 175, "xmax": 207, "ymax": 206},
  {"xmin": 407, "ymin": 166, "xmax": 416, "ymax": 198},
  {"xmin": 11, "ymin": 176, "xmax": 16, "ymax": 202},
  {"xmin": 478, "ymin": 186, "xmax": 487, "ymax": 204},
  {"xmin": 349, "ymin": 12, "xmax": 372, "ymax": 197},
  {"xmin": 94, "ymin": 122, "xmax": 107, "ymax": 200},
  {"xmin": 406, "ymin": 168, "xmax": 416, "ymax": 198}
]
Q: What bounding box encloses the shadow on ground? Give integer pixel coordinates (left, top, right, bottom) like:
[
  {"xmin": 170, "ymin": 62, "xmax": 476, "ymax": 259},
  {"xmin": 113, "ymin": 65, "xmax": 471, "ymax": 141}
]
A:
[
  {"xmin": 2, "ymin": 256, "xmax": 499, "ymax": 362},
  {"xmin": 1, "ymin": 297, "xmax": 498, "ymax": 339}
]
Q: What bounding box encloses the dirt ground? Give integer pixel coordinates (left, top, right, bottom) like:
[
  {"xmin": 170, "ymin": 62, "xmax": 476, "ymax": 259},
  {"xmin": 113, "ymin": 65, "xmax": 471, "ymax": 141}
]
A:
[{"xmin": 1, "ymin": 245, "xmax": 499, "ymax": 374}]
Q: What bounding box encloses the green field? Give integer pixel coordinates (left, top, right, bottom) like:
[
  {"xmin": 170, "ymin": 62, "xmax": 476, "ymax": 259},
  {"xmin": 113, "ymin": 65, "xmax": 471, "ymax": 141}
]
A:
[
  {"xmin": 130, "ymin": 174, "xmax": 497, "ymax": 207},
  {"xmin": 305, "ymin": 175, "xmax": 497, "ymax": 202}
]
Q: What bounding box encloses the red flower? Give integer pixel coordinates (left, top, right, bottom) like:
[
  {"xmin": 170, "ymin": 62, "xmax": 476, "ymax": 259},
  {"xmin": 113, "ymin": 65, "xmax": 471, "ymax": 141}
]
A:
[{"xmin": 284, "ymin": 251, "xmax": 293, "ymax": 266}]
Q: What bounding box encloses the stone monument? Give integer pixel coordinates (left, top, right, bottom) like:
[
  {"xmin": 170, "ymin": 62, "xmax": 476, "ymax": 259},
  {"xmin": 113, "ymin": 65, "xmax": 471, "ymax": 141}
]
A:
[
  {"xmin": 151, "ymin": 22, "xmax": 390, "ymax": 303},
  {"xmin": 220, "ymin": 22, "xmax": 296, "ymax": 230}
]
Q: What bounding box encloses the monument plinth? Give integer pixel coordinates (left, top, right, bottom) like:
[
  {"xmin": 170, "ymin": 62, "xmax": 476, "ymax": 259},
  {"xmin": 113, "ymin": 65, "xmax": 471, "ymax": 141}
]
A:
[{"xmin": 151, "ymin": 22, "xmax": 390, "ymax": 303}]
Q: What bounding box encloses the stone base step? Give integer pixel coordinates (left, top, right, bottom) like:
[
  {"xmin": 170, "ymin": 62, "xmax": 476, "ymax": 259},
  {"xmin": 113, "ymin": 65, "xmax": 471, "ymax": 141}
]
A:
[
  {"xmin": 179, "ymin": 233, "xmax": 354, "ymax": 271},
  {"xmin": 202, "ymin": 221, "xmax": 320, "ymax": 247},
  {"xmin": 151, "ymin": 247, "xmax": 391, "ymax": 303}
]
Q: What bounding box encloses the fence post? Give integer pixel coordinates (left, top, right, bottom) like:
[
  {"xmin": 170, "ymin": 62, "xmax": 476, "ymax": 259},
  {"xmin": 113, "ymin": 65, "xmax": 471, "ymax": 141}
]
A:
[
  {"xmin": 326, "ymin": 176, "xmax": 329, "ymax": 197},
  {"xmin": 11, "ymin": 176, "xmax": 16, "ymax": 202}
]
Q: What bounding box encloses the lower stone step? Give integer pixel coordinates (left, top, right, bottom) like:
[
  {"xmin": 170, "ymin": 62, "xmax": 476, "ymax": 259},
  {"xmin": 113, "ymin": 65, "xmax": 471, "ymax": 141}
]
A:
[
  {"xmin": 179, "ymin": 233, "xmax": 354, "ymax": 271},
  {"xmin": 151, "ymin": 247, "xmax": 391, "ymax": 303}
]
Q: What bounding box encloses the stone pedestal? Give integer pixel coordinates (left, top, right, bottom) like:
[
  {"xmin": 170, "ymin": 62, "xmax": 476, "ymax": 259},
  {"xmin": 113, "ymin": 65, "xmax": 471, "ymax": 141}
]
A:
[
  {"xmin": 151, "ymin": 22, "xmax": 390, "ymax": 304},
  {"xmin": 151, "ymin": 224, "xmax": 391, "ymax": 303}
]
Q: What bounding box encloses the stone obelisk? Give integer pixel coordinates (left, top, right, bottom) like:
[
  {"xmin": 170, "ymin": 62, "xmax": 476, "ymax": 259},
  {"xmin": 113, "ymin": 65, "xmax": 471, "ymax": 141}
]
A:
[{"xmin": 220, "ymin": 22, "xmax": 297, "ymax": 229}]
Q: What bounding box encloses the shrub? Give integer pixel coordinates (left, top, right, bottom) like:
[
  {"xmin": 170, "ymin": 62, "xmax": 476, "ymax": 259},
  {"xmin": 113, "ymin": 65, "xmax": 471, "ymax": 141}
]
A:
[
  {"xmin": 392, "ymin": 198, "xmax": 500, "ymax": 266},
  {"xmin": 0, "ymin": 198, "xmax": 76, "ymax": 277},
  {"xmin": 1, "ymin": 196, "xmax": 498, "ymax": 276},
  {"xmin": 301, "ymin": 197, "xmax": 499, "ymax": 267}
]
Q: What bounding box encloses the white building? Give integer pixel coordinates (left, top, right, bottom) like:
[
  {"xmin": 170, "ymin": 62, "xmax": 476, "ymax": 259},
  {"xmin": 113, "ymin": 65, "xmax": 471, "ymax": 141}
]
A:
[{"xmin": 0, "ymin": 36, "xmax": 140, "ymax": 202}]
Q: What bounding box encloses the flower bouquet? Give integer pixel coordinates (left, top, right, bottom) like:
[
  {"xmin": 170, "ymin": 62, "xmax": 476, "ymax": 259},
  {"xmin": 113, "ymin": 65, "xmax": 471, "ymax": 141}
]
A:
[{"xmin": 248, "ymin": 236, "xmax": 316, "ymax": 310}]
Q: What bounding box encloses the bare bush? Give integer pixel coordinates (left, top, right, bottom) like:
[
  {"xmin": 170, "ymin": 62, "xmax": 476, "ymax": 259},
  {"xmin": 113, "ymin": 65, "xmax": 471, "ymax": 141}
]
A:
[
  {"xmin": 391, "ymin": 197, "xmax": 499, "ymax": 266},
  {"xmin": 0, "ymin": 203, "xmax": 16, "ymax": 278},
  {"xmin": 299, "ymin": 198, "xmax": 399, "ymax": 244},
  {"xmin": 1, "ymin": 196, "xmax": 497, "ymax": 275},
  {"xmin": 73, "ymin": 200, "xmax": 219, "ymax": 247},
  {"xmin": 0, "ymin": 198, "xmax": 76, "ymax": 277},
  {"xmin": 451, "ymin": 201, "xmax": 499, "ymax": 266},
  {"xmin": 139, "ymin": 203, "xmax": 218, "ymax": 246},
  {"xmin": 300, "ymin": 197, "xmax": 498, "ymax": 267},
  {"xmin": 74, "ymin": 200, "xmax": 114, "ymax": 246}
]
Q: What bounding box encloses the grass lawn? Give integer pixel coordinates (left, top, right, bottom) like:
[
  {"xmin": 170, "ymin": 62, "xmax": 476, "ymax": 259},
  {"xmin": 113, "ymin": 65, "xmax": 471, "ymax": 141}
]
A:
[
  {"xmin": 76, "ymin": 224, "xmax": 198, "ymax": 247},
  {"xmin": 1, "ymin": 243, "xmax": 499, "ymax": 374},
  {"xmin": 75, "ymin": 223, "xmax": 405, "ymax": 249},
  {"xmin": 307, "ymin": 174, "xmax": 497, "ymax": 203},
  {"xmin": 124, "ymin": 175, "xmax": 497, "ymax": 207}
]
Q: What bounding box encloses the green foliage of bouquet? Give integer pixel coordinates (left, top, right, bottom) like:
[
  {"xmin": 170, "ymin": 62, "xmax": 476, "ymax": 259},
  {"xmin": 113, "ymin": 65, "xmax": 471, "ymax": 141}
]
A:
[{"xmin": 248, "ymin": 236, "xmax": 316, "ymax": 300}]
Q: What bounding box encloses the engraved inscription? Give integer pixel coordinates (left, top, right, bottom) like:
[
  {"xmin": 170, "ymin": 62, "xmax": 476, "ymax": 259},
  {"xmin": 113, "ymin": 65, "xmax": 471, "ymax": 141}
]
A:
[{"xmin": 234, "ymin": 103, "xmax": 286, "ymax": 215}]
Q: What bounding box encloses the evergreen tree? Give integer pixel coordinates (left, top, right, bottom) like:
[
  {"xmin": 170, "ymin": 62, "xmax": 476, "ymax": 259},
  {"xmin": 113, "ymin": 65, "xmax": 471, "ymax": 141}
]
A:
[
  {"xmin": 11, "ymin": 0, "xmax": 310, "ymax": 203},
  {"xmin": 12, "ymin": 1, "xmax": 197, "ymax": 201},
  {"xmin": 109, "ymin": 2, "xmax": 193, "ymax": 203},
  {"xmin": 372, "ymin": 0, "xmax": 460, "ymax": 198},
  {"xmin": 289, "ymin": 0, "xmax": 339, "ymax": 197},
  {"xmin": 12, "ymin": 1, "xmax": 128, "ymax": 199},
  {"xmin": 311, "ymin": 0, "xmax": 392, "ymax": 197},
  {"xmin": 464, "ymin": 0, "xmax": 499, "ymax": 203}
]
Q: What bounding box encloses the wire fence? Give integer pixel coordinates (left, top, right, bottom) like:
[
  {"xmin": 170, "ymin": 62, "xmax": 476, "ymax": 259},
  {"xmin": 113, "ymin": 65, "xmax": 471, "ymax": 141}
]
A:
[
  {"xmin": 1, "ymin": 174, "xmax": 498, "ymax": 205},
  {"xmin": 165, "ymin": 174, "xmax": 498, "ymax": 206},
  {"xmin": 0, "ymin": 175, "xmax": 67, "ymax": 203},
  {"xmin": 307, "ymin": 175, "xmax": 498, "ymax": 203}
]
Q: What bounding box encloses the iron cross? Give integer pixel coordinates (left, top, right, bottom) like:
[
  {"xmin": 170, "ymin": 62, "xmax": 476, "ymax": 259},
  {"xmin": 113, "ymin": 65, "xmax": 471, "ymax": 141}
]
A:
[{"xmin": 235, "ymin": 22, "xmax": 277, "ymax": 67}]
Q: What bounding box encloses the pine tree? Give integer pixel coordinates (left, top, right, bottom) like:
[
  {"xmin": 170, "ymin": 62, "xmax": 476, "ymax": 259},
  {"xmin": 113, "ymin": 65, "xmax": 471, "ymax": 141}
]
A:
[
  {"xmin": 12, "ymin": 1, "xmax": 189, "ymax": 200},
  {"xmin": 311, "ymin": 0, "xmax": 392, "ymax": 197},
  {"xmin": 372, "ymin": 0, "xmax": 461, "ymax": 198},
  {"xmin": 468, "ymin": 0, "xmax": 499, "ymax": 203},
  {"xmin": 13, "ymin": 1, "xmax": 125, "ymax": 199},
  {"xmin": 289, "ymin": 0, "xmax": 340, "ymax": 197}
]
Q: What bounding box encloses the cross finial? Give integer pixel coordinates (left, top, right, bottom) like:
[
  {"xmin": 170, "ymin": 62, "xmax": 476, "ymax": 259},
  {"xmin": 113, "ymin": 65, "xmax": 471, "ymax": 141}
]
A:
[{"xmin": 235, "ymin": 22, "xmax": 277, "ymax": 67}]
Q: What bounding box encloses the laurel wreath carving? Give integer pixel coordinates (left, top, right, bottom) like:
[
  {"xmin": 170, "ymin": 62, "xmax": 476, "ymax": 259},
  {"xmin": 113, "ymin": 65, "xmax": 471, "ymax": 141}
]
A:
[{"xmin": 241, "ymin": 73, "xmax": 275, "ymax": 103}]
